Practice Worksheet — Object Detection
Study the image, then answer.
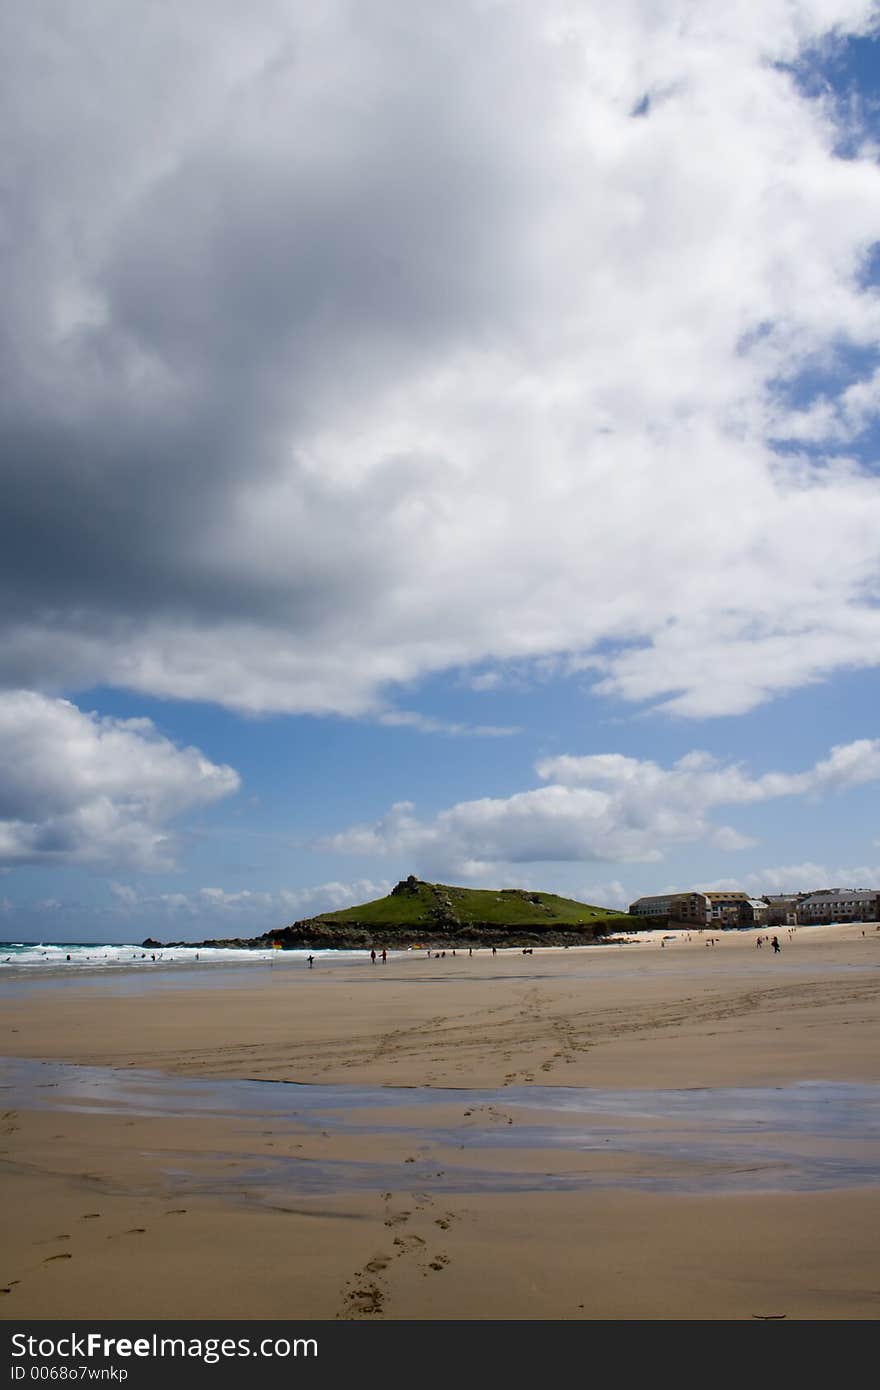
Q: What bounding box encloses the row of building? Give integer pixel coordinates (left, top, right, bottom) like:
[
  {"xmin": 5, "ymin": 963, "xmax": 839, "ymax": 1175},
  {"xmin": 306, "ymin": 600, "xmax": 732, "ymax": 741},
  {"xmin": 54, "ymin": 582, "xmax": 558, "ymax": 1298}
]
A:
[{"xmin": 628, "ymin": 888, "xmax": 880, "ymax": 928}]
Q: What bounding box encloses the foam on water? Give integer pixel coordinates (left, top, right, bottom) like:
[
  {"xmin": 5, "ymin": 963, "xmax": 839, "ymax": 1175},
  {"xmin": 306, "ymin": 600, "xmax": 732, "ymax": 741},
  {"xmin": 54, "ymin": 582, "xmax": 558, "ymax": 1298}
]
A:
[{"xmin": 0, "ymin": 941, "xmax": 364, "ymax": 971}]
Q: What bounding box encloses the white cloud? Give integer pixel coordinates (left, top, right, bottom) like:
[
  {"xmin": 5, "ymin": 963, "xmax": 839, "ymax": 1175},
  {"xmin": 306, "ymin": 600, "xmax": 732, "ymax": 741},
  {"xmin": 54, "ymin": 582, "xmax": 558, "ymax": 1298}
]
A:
[
  {"xmin": 322, "ymin": 738, "xmax": 880, "ymax": 874},
  {"xmin": 0, "ymin": 691, "xmax": 240, "ymax": 870},
  {"xmin": 744, "ymin": 861, "xmax": 880, "ymax": 892},
  {"xmin": 693, "ymin": 877, "xmax": 749, "ymax": 892},
  {"xmin": 277, "ymin": 878, "xmax": 392, "ymax": 915},
  {"xmin": 580, "ymin": 878, "xmax": 630, "ymax": 910},
  {"xmin": 377, "ymin": 710, "xmax": 519, "ymax": 737},
  {"xmin": 1, "ymin": 4, "xmax": 880, "ymax": 719},
  {"xmin": 95, "ymin": 876, "xmax": 393, "ymax": 935},
  {"xmin": 109, "ymin": 882, "xmax": 139, "ymax": 907}
]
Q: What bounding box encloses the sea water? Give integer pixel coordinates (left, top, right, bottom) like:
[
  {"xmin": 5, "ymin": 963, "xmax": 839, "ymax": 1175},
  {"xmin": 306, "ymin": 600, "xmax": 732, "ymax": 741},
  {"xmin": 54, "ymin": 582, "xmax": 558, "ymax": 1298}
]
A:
[{"xmin": 0, "ymin": 941, "xmax": 363, "ymax": 972}]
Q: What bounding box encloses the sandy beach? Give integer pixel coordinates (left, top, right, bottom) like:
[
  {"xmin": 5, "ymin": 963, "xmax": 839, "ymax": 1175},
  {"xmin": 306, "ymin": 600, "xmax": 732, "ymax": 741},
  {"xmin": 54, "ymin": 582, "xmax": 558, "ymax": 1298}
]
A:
[{"xmin": 2, "ymin": 924, "xmax": 879, "ymax": 1320}]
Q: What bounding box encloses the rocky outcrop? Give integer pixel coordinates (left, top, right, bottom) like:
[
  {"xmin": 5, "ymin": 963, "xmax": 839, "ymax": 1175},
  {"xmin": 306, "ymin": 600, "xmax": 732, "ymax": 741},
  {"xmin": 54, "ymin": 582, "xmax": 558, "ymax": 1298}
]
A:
[
  {"xmin": 255, "ymin": 919, "xmax": 616, "ymax": 950},
  {"xmin": 390, "ymin": 875, "xmax": 423, "ymax": 896},
  {"xmin": 144, "ymin": 922, "xmax": 619, "ymax": 950}
]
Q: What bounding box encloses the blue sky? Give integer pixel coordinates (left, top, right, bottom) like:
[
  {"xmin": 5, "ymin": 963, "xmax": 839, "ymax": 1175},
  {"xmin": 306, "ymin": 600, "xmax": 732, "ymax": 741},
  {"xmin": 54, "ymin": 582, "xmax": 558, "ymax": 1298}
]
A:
[{"xmin": 3, "ymin": 2, "xmax": 880, "ymax": 941}]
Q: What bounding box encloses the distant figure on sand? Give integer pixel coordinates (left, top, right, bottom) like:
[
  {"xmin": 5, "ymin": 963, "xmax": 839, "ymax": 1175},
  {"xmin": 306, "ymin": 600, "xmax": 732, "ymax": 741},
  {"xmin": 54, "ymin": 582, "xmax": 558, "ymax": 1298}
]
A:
[
  {"xmin": 491, "ymin": 946, "xmax": 497, "ymax": 956},
  {"xmin": 308, "ymin": 955, "xmax": 314, "ymax": 968},
  {"xmin": 381, "ymin": 948, "xmax": 387, "ymax": 963},
  {"xmin": 370, "ymin": 949, "xmax": 376, "ymax": 964},
  {"xmin": 772, "ymin": 936, "xmax": 781, "ymax": 954}
]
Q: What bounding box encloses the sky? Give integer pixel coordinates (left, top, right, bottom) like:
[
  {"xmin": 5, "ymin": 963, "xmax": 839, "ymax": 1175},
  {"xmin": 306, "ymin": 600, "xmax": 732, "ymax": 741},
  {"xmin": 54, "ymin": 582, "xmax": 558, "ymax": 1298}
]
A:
[{"xmin": 3, "ymin": 1, "xmax": 880, "ymax": 942}]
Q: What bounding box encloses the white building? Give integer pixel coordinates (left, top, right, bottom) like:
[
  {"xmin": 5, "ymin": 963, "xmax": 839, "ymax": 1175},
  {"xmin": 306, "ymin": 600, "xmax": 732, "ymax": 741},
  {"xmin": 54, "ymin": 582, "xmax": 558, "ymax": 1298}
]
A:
[{"xmin": 797, "ymin": 889, "xmax": 880, "ymax": 924}]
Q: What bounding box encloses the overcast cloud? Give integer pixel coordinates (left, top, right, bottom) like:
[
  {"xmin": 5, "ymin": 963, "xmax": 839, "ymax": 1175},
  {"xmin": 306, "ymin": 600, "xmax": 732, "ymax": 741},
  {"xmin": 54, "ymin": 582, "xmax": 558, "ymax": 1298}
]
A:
[{"xmin": 2, "ymin": 1, "xmax": 880, "ymax": 722}]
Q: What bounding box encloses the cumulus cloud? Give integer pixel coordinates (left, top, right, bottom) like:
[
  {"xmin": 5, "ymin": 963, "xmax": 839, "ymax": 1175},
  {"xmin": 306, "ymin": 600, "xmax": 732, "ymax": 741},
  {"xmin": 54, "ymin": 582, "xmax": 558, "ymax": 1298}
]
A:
[
  {"xmin": 698, "ymin": 862, "xmax": 880, "ymax": 892},
  {"xmin": 1, "ymin": 3, "xmax": 880, "ymax": 720},
  {"xmin": 537, "ymin": 739, "xmax": 880, "ymax": 799},
  {"xmin": 321, "ymin": 739, "xmax": 880, "ymax": 874},
  {"xmin": 0, "ymin": 691, "xmax": 240, "ymax": 869},
  {"xmin": 579, "ymin": 878, "xmax": 630, "ymax": 911}
]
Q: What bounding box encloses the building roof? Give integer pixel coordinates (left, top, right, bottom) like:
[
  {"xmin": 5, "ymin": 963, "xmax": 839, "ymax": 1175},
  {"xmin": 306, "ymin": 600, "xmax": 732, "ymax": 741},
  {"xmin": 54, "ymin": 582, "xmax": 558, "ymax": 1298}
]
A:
[{"xmin": 800, "ymin": 888, "xmax": 878, "ymax": 902}]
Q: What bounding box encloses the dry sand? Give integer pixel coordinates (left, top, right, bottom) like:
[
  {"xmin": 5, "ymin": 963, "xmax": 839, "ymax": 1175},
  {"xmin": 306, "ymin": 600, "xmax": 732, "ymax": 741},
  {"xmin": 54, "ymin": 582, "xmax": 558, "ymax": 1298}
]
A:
[{"xmin": 2, "ymin": 923, "xmax": 879, "ymax": 1320}]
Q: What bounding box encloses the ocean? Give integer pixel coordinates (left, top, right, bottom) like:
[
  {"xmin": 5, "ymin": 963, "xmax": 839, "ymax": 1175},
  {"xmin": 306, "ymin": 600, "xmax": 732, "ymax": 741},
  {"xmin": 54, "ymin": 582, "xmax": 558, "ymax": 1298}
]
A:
[{"xmin": 0, "ymin": 940, "xmax": 365, "ymax": 973}]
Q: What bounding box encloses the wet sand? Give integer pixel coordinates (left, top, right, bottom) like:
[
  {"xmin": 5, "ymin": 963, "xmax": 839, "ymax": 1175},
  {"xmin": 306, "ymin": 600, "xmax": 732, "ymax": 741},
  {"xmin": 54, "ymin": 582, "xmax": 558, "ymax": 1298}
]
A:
[{"xmin": 2, "ymin": 924, "xmax": 879, "ymax": 1319}]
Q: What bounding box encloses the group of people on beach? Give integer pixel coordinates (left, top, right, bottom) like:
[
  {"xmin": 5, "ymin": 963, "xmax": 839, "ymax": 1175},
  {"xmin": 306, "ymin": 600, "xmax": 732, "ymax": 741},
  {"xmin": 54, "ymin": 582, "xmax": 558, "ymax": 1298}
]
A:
[
  {"xmin": 302, "ymin": 929, "xmax": 806, "ymax": 971},
  {"xmin": 755, "ymin": 934, "xmax": 782, "ymax": 952},
  {"xmin": 367, "ymin": 946, "xmax": 485, "ymax": 960}
]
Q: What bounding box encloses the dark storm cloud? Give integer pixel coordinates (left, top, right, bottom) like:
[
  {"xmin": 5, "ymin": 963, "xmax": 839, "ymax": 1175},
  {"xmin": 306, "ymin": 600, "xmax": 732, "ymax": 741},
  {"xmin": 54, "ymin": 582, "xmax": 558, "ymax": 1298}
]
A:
[
  {"xmin": 0, "ymin": 1, "xmax": 546, "ymax": 668},
  {"xmin": 2, "ymin": 1, "xmax": 880, "ymax": 717}
]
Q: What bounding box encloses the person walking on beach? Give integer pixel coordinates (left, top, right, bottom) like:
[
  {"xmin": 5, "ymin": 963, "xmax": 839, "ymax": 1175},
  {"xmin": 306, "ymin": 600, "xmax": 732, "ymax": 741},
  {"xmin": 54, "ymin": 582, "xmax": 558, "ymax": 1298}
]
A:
[
  {"xmin": 370, "ymin": 948, "xmax": 376, "ymax": 964},
  {"xmin": 307, "ymin": 955, "xmax": 314, "ymax": 968},
  {"xmin": 381, "ymin": 947, "xmax": 387, "ymax": 963},
  {"xmin": 771, "ymin": 935, "xmax": 781, "ymax": 954}
]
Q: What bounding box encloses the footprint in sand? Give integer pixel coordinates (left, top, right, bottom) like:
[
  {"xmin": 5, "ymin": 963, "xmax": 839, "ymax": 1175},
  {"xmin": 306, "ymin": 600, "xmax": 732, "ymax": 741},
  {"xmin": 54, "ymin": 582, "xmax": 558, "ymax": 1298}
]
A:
[
  {"xmin": 80, "ymin": 1214, "xmax": 101, "ymax": 1220},
  {"xmin": 392, "ymin": 1235, "xmax": 425, "ymax": 1253},
  {"xmin": 339, "ymin": 1280, "xmax": 385, "ymax": 1319},
  {"xmin": 383, "ymin": 1210, "xmax": 411, "ymax": 1227},
  {"xmin": 43, "ymin": 1253, "xmax": 72, "ymax": 1264}
]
